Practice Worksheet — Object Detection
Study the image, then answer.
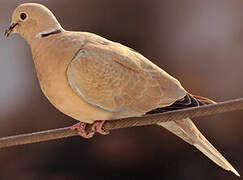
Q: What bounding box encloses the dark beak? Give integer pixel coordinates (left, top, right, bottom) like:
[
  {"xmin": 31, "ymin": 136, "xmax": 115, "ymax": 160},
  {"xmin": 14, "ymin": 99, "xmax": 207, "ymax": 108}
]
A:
[{"xmin": 4, "ymin": 22, "xmax": 18, "ymax": 38}]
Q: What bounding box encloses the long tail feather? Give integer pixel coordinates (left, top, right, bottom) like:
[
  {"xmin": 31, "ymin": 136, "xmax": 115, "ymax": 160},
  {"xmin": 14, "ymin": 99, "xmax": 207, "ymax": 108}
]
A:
[{"xmin": 158, "ymin": 118, "xmax": 240, "ymax": 176}]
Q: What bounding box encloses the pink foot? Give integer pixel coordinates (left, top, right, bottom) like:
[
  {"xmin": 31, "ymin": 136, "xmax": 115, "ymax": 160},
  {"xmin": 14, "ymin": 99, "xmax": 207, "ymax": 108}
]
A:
[
  {"xmin": 91, "ymin": 120, "xmax": 109, "ymax": 135},
  {"xmin": 71, "ymin": 122, "xmax": 94, "ymax": 138}
]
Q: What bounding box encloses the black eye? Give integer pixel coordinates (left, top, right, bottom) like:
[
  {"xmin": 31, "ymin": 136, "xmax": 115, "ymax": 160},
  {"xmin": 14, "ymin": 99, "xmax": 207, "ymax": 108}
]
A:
[{"xmin": 20, "ymin": 13, "xmax": 27, "ymax": 20}]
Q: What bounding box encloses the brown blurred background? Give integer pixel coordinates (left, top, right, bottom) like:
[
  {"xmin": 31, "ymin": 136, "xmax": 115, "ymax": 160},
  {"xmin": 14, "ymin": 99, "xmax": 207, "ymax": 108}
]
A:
[{"xmin": 0, "ymin": 0, "xmax": 243, "ymax": 179}]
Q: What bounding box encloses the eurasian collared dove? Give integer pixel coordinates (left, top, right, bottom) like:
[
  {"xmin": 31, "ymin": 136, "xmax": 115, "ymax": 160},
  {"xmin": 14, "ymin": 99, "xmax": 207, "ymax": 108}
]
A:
[{"xmin": 5, "ymin": 3, "xmax": 239, "ymax": 176}]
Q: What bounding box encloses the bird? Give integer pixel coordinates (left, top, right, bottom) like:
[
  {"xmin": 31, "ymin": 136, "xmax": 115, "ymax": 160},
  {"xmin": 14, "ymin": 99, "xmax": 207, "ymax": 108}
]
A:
[{"xmin": 5, "ymin": 3, "xmax": 239, "ymax": 176}]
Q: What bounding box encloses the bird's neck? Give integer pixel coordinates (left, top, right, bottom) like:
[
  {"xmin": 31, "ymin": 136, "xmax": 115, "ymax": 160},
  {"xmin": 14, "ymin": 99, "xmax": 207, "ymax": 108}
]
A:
[{"xmin": 29, "ymin": 31, "xmax": 83, "ymax": 77}]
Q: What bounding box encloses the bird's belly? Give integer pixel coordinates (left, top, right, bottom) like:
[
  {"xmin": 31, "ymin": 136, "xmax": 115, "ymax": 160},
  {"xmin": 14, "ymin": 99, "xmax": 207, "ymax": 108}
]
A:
[{"xmin": 38, "ymin": 74, "xmax": 114, "ymax": 123}]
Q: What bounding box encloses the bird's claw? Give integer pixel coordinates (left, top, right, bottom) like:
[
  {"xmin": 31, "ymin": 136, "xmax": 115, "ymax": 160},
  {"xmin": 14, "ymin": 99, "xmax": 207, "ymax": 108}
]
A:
[
  {"xmin": 71, "ymin": 120, "xmax": 109, "ymax": 138},
  {"xmin": 71, "ymin": 122, "xmax": 94, "ymax": 138},
  {"xmin": 91, "ymin": 120, "xmax": 109, "ymax": 135}
]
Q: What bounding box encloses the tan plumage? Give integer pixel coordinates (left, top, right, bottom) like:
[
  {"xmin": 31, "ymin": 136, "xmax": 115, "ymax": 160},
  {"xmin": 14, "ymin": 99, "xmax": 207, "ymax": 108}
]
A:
[
  {"xmin": 5, "ymin": 3, "xmax": 239, "ymax": 176},
  {"xmin": 67, "ymin": 34, "xmax": 186, "ymax": 118},
  {"xmin": 158, "ymin": 118, "xmax": 239, "ymax": 176}
]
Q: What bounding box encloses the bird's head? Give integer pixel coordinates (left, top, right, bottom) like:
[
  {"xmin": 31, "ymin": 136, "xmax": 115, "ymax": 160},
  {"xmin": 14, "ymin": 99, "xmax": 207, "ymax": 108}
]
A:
[{"xmin": 5, "ymin": 3, "xmax": 63, "ymax": 41}]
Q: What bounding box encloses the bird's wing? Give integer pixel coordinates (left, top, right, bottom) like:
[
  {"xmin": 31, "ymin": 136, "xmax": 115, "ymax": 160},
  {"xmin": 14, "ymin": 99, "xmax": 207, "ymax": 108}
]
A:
[{"xmin": 67, "ymin": 38, "xmax": 186, "ymax": 116}]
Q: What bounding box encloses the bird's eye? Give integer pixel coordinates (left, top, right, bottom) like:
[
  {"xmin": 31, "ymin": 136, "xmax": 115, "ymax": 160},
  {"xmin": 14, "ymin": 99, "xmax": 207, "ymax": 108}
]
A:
[{"xmin": 20, "ymin": 13, "xmax": 27, "ymax": 21}]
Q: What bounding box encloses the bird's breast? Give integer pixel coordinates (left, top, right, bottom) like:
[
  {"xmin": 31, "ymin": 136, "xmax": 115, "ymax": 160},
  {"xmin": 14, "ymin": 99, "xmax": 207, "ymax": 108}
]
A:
[{"xmin": 32, "ymin": 39, "xmax": 114, "ymax": 123}]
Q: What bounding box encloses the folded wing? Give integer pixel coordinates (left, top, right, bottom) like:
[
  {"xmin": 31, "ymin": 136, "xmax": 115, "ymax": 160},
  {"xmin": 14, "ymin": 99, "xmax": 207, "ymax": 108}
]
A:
[{"xmin": 67, "ymin": 37, "xmax": 186, "ymax": 117}]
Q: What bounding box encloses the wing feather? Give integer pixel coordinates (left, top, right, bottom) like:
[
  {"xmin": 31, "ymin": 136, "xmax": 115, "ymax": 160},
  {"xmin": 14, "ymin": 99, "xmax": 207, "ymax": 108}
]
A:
[{"xmin": 67, "ymin": 36, "xmax": 186, "ymax": 116}]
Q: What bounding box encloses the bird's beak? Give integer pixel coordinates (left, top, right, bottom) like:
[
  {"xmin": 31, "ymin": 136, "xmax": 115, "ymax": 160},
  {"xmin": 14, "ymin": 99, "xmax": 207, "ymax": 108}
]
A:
[{"xmin": 4, "ymin": 22, "xmax": 19, "ymax": 38}]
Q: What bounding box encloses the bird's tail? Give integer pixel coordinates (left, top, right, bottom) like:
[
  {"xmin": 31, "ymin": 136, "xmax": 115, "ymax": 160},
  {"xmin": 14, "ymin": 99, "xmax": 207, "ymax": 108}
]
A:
[{"xmin": 157, "ymin": 118, "xmax": 240, "ymax": 176}]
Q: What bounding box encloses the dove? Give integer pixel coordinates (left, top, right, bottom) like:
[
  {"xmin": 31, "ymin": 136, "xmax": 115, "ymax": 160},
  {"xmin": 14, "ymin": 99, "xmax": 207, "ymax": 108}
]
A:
[{"xmin": 5, "ymin": 3, "xmax": 239, "ymax": 176}]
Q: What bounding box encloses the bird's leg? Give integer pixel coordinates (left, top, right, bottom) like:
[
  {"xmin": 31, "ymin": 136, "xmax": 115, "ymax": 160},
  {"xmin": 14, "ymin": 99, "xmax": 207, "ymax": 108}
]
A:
[
  {"xmin": 91, "ymin": 120, "xmax": 109, "ymax": 135},
  {"xmin": 71, "ymin": 122, "xmax": 94, "ymax": 138}
]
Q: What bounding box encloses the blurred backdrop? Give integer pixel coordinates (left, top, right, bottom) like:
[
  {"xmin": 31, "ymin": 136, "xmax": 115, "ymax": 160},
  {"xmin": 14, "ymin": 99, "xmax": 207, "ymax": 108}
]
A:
[{"xmin": 0, "ymin": 0, "xmax": 243, "ymax": 179}]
